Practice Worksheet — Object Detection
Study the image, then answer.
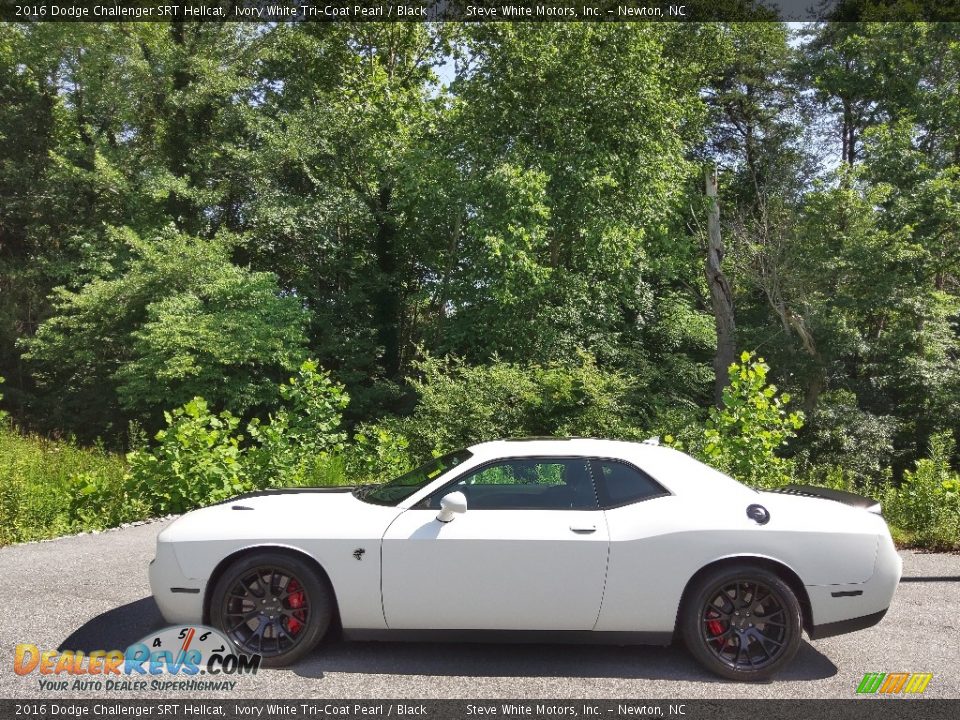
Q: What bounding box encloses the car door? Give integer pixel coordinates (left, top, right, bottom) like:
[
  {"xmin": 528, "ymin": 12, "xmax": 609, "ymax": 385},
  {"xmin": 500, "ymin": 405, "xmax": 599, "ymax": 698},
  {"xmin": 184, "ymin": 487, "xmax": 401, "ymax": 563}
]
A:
[{"xmin": 380, "ymin": 457, "xmax": 610, "ymax": 631}]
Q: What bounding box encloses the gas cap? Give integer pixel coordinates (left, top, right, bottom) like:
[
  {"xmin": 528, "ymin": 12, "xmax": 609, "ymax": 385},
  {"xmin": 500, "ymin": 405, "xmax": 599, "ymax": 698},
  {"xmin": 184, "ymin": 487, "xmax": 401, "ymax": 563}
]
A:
[{"xmin": 746, "ymin": 504, "xmax": 770, "ymax": 525}]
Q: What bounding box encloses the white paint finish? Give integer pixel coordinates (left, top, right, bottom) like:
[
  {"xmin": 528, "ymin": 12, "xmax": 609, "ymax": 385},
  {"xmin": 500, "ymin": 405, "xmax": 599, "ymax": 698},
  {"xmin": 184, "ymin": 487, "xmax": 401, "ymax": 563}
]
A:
[
  {"xmin": 806, "ymin": 528, "xmax": 901, "ymax": 626},
  {"xmin": 595, "ymin": 481, "xmax": 886, "ymax": 632},
  {"xmin": 148, "ymin": 438, "xmax": 902, "ymax": 640},
  {"xmin": 148, "ymin": 540, "xmax": 203, "ymax": 623},
  {"xmin": 381, "ymin": 508, "xmax": 609, "ymax": 630},
  {"xmin": 156, "ymin": 491, "xmax": 402, "ymax": 629}
]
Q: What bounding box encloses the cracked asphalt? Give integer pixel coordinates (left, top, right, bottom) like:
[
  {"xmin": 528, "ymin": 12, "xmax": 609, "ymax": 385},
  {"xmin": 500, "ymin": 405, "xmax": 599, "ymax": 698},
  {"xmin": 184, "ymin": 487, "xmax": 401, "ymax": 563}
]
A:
[{"xmin": 0, "ymin": 519, "xmax": 957, "ymax": 699}]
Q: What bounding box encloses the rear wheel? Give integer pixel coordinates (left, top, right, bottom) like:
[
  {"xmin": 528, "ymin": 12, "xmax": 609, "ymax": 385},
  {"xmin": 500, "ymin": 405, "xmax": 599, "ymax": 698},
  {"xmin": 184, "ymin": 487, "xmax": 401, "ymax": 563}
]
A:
[
  {"xmin": 681, "ymin": 564, "xmax": 802, "ymax": 681},
  {"xmin": 210, "ymin": 551, "xmax": 333, "ymax": 667}
]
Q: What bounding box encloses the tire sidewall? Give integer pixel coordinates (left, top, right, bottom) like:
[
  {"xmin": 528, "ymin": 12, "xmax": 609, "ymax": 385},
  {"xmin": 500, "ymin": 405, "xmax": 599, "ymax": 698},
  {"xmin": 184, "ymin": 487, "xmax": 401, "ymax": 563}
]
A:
[
  {"xmin": 210, "ymin": 551, "xmax": 333, "ymax": 667},
  {"xmin": 681, "ymin": 565, "xmax": 803, "ymax": 681}
]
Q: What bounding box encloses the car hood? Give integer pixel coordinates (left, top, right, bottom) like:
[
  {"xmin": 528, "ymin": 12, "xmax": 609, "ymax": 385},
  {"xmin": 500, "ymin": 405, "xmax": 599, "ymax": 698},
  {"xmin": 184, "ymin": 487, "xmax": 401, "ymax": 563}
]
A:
[{"xmin": 156, "ymin": 487, "xmax": 400, "ymax": 545}]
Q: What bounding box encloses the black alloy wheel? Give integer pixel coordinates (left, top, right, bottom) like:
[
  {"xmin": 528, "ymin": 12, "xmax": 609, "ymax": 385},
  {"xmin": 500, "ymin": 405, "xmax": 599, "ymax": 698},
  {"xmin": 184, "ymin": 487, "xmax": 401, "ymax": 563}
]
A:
[
  {"xmin": 210, "ymin": 551, "xmax": 333, "ymax": 667},
  {"xmin": 681, "ymin": 564, "xmax": 802, "ymax": 681}
]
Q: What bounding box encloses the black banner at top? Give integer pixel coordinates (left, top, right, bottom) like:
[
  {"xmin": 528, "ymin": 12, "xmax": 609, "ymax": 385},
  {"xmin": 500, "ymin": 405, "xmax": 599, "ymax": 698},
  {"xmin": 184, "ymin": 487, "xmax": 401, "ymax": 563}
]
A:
[{"xmin": 3, "ymin": 0, "xmax": 960, "ymax": 23}]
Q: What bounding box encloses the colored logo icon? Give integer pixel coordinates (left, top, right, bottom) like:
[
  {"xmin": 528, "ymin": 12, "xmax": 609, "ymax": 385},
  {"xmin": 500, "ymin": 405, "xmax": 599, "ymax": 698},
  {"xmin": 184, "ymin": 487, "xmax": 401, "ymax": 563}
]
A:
[{"xmin": 856, "ymin": 672, "xmax": 933, "ymax": 694}]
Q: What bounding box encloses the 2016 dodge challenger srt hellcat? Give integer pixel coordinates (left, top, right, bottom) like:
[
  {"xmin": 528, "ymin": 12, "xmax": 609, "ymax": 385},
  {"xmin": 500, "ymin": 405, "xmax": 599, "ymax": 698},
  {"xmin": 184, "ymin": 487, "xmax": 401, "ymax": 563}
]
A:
[{"xmin": 149, "ymin": 437, "xmax": 901, "ymax": 680}]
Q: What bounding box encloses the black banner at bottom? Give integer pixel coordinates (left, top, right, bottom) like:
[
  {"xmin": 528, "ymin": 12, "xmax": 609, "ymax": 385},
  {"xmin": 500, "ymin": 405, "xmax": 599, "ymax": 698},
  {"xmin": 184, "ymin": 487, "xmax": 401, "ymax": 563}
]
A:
[{"xmin": 2, "ymin": 700, "xmax": 958, "ymax": 720}]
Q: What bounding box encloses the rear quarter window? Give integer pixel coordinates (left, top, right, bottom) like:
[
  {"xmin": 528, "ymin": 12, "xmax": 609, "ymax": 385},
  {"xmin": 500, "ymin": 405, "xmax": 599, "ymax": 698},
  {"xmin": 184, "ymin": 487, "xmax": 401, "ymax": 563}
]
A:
[{"xmin": 592, "ymin": 459, "xmax": 669, "ymax": 508}]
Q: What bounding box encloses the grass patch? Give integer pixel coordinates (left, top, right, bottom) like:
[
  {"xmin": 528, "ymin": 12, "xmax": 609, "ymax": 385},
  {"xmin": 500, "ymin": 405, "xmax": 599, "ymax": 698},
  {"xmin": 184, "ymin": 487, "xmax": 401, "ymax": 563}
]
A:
[{"xmin": 0, "ymin": 426, "xmax": 148, "ymax": 545}]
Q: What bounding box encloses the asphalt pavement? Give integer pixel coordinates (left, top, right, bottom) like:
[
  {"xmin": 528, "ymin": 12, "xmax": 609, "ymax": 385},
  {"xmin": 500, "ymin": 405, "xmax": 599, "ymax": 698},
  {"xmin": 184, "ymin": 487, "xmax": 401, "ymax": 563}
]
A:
[{"xmin": 0, "ymin": 519, "xmax": 957, "ymax": 699}]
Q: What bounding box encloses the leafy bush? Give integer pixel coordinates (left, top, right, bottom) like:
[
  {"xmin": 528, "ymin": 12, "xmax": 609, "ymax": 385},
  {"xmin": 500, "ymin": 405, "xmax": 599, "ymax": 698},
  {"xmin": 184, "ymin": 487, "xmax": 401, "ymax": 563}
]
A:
[
  {"xmin": 882, "ymin": 431, "xmax": 960, "ymax": 549},
  {"xmin": 343, "ymin": 421, "xmax": 413, "ymax": 483},
  {"xmin": 127, "ymin": 361, "xmax": 353, "ymax": 514},
  {"xmin": 246, "ymin": 360, "xmax": 350, "ymax": 487},
  {"xmin": 795, "ymin": 390, "xmax": 900, "ymax": 487},
  {"xmin": 127, "ymin": 398, "xmax": 249, "ymax": 515},
  {"xmin": 668, "ymin": 352, "xmax": 804, "ymax": 487},
  {"xmin": 67, "ymin": 468, "xmax": 150, "ymax": 531},
  {"xmin": 396, "ymin": 352, "xmax": 647, "ymax": 457},
  {"xmin": 20, "ymin": 229, "xmax": 312, "ymax": 438}
]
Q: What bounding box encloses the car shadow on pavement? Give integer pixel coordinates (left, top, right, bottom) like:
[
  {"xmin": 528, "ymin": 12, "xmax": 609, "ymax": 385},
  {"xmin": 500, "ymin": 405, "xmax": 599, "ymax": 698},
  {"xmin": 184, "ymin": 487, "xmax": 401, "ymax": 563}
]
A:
[
  {"xmin": 292, "ymin": 639, "xmax": 837, "ymax": 683},
  {"xmin": 58, "ymin": 597, "xmax": 165, "ymax": 653}
]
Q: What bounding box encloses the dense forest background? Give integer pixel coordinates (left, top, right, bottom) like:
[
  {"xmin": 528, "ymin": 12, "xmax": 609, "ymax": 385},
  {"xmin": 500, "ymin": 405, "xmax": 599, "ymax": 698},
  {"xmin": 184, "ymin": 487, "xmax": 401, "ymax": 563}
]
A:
[{"xmin": 1, "ymin": 21, "xmax": 959, "ymax": 545}]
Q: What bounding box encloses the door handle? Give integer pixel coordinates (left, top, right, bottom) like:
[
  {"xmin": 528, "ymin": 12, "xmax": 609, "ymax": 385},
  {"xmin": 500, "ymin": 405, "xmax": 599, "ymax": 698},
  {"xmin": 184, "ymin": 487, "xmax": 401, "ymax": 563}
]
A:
[{"xmin": 569, "ymin": 525, "xmax": 597, "ymax": 534}]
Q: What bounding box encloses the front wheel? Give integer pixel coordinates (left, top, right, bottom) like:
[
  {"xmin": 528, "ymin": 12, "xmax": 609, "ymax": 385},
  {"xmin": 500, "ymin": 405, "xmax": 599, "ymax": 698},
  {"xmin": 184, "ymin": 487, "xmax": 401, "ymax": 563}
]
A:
[
  {"xmin": 681, "ymin": 564, "xmax": 803, "ymax": 681},
  {"xmin": 210, "ymin": 551, "xmax": 333, "ymax": 667}
]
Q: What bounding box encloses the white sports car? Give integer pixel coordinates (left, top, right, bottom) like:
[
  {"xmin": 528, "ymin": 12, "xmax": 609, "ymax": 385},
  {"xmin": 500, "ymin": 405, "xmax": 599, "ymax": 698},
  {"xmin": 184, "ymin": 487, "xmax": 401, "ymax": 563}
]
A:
[{"xmin": 149, "ymin": 438, "xmax": 901, "ymax": 680}]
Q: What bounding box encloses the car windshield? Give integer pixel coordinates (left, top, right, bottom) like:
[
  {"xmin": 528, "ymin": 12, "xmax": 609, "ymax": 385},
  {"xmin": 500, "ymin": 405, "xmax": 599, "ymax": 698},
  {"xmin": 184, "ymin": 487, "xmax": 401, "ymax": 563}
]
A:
[{"xmin": 354, "ymin": 449, "xmax": 473, "ymax": 506}]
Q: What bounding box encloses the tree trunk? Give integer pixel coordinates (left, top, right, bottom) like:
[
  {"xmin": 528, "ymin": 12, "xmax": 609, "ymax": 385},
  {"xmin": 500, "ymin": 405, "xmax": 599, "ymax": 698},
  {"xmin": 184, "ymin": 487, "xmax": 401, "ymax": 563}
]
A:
[
  {"xmin": 705, "ymin": 166, "xmax": 737, "ymax": 409},
  {"xmin": 372, "ymin": 184, "xmax": 402, "ymax": 380}
]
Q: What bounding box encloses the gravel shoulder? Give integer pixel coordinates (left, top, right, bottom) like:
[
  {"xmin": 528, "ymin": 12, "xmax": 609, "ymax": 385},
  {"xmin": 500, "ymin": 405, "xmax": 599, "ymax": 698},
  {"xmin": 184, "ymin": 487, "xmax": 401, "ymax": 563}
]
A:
[{"xmin": 0, "ymin": 520, "xmax": 957, "ymax": 699}]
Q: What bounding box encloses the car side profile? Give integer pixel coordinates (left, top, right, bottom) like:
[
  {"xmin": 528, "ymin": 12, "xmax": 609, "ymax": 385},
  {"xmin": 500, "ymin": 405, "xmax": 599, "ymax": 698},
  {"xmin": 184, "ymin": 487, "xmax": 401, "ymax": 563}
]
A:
[{"xmin": 149, "ymin": 437, "xmax": 901, "ymax": 680}]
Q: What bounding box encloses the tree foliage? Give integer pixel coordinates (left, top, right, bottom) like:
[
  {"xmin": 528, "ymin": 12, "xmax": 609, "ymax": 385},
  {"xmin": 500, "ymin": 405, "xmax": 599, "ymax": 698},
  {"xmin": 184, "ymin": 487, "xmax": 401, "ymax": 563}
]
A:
[
  {"xmin": 0, "ymin": 21, "xmax": 957, "ymax": 495},
  {"xmin": 668, "ymin": 352, "xmax": 804, "ymax": 487},
  {"xmin": 21, "ymin": 229, "xmax": 311, "ymax": 434},
  {"xmin": 395, "ymin": 352, "xmax": 648, "ymax": 458},
  {"xmin": 127, "ymin": 361, "xmax": 350, "ymax": 514}
]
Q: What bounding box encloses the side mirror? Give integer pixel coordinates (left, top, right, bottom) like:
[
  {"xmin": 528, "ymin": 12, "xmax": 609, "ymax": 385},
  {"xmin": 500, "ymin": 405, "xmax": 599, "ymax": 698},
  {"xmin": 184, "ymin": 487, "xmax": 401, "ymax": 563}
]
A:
[{"xmin": 436, "ymin": 491, "xmax": 467, "ymax": 523}]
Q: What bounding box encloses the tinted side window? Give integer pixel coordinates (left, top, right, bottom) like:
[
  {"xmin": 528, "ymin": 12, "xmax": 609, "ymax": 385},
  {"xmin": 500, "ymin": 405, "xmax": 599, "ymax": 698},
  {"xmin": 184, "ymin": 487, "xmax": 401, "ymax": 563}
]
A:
[
  {"xmin": 425, "ymin": 458, "xmax": 597, "ymax": 510},
  {"xmin": 592, "ymin": 460, "xmax": 668, "ymax": 508}
]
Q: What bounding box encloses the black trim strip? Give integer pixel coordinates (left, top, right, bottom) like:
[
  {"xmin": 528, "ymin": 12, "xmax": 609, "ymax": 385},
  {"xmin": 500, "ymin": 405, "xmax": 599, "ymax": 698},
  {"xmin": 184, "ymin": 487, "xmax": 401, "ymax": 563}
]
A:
[
  {"xmin": 900, "ymin": 575, "xmax": 960, "ymax": 583},
  {"xmin": 170, "ymin": 587, "xmax": 201, "ymax": 594},
  {"xmin": 808, "ymin": 608, "xmax": 887, "ymax": 639},
  {"xmin": 830, "ymin": 590, "xmax": 864, "ymax": 597},
  {"xmin": 343, "ymin": 629, "xmax": 673, "ymax": 646},
  {"xmin": 766, "ymin": 484, "xmax": 880, "ymax": 510}
]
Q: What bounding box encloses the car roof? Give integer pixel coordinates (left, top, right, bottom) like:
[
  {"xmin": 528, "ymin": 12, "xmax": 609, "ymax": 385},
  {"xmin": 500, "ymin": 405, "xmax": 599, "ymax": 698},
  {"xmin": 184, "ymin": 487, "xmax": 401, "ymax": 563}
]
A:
[
  {"xmin": 464, "ymin": 437, "xmax": 753, "ymax": 498},
  {"xmin": 467, "ymin": 437, "xmax": 653, "ymax": 459}
]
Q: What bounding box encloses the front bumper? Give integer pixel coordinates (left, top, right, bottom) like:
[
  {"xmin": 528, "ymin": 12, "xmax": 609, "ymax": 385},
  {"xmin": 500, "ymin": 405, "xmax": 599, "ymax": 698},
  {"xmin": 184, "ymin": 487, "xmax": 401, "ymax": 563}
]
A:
[{"xmin": 149, "ymin": 541, "xmax": 206, "ymax": 624}]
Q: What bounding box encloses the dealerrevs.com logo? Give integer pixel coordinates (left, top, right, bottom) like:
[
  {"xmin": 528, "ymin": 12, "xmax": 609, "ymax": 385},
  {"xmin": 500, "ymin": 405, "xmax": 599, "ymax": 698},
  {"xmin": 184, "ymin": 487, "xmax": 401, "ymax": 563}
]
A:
[
  {"xmin": 14, "ymin": 625, "xmax": 260, "ymax": 692},
  {"xmin": 856, "ymin": 672, "xmax": 933, "ymax": 695}
]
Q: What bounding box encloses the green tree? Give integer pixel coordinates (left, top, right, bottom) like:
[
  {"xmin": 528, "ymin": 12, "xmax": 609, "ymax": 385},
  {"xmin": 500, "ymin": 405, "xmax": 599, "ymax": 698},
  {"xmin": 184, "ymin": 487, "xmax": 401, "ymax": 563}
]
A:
[
  {"xmin": 22, "ymin": 229, "xmax": 311, "ymax": 436},
  {"xmin": 242, "ymin": 24, "xmax": 458, "ymax": 418},
  {"xmin": 440, "ymin": 24, "xmax": 710, "ymax": 369},
  {"xmin": 0, "ymin": 23, "xmax": 266, "ymax": 422}
]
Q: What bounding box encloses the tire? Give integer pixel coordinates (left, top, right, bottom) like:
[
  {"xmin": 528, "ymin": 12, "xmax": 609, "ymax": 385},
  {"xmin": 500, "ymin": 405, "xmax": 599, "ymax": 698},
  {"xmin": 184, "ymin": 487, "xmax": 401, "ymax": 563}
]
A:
[
  {"xmin": 210, "ymin": 551, "xmax": 334, "ymax": 667},
  {"xmin": 680, "ymin": 564, "xmax": 803, "ymax": 681}
]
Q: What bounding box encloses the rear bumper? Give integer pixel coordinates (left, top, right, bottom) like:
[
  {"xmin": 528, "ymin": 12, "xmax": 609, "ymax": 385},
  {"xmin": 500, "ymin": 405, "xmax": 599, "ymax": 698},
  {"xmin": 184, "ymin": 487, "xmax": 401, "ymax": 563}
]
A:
[
  {"xmin": 806, "ymin": 528, "xmax": 901, "ymax": 639},
  {"xmin": 808, "ymin": 607, "xmax": 888, "ymax": 640}
]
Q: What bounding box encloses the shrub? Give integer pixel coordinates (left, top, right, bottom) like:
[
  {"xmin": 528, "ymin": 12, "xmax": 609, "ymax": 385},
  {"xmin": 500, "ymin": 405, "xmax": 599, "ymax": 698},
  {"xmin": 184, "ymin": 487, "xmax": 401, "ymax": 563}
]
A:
[
  {"xmin": 68, "ymin": 469, "xmax": 150, "ymax": 530},
  {"xmin": 127, "ymin": 398, "xmax": 249, "ymax": 515},
  {"xmin": 794, "ymin": 390, "xmax": 899, "ymax": 487},
  {"xmin": 246, "ymin": 360, "xmax": 350, "ymax": 487},
  {"xmin": 127, "ymin": 360, "xmax": 353, "ymax": 514},
  {"xmin": 668, "ymin": 352, "xmax": 804, "ymax": 487},
  {"xmin": 882, "ymin": 431, "xmax": 960, "ymax": 549},
  {"xmin": 343, "ymin": 421, "xmax": 413, "ymax": 483},
  {"xmin": 0, "ymin": 426, "xmax": 136, "ymax": 545},
  {"xmin": 396, "ymin": 352, "xmax": 646, "ymax": 457}
]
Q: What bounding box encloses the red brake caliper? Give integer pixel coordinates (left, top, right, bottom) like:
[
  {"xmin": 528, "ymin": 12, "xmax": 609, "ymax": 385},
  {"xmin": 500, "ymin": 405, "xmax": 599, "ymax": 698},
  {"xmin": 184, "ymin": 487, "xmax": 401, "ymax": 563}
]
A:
[
  {"xmin": 285, "ymin": 579, "xmax": 305, "ymax": 635},
  {"xmin": 706, "ymin": 612, "xmax": 726, "ymax": 645}
]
